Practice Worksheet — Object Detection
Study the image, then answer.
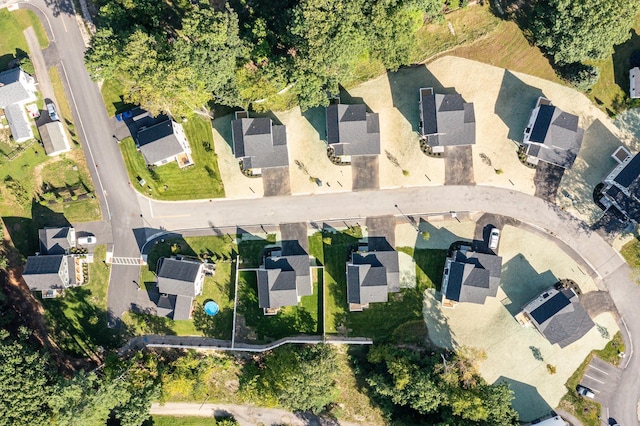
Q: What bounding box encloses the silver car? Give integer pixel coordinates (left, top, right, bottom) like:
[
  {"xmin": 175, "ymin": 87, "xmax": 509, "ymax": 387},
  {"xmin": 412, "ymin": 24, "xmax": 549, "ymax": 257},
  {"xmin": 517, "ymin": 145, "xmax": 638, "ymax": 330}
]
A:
[{"xmin": 577, "ymin": 385, "xmax": 595, "ymax": 399}]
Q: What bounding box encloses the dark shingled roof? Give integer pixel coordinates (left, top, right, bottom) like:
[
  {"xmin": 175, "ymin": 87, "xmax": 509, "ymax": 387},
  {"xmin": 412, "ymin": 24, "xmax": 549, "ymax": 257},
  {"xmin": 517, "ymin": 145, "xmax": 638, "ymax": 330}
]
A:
[
  {"xmin": 326, "ymin": 104, "xmax": 380, "ymax": 156},
  {"xmin": 527, "ymin": 288, "xmax": 594, "ymax": 348},
  {"xmin": 173, "ymin": 295, "xmax": 194, "ymax": 320},
  {"xmin": 39, "ymin": 227, "xmax": 73, "ymax": 255},
  {"xmin": 23, "ymin": 255, "xmax": 67, "ymax": 291},
  {"xmin": 257, "ymin": 254, "xmax": 311, "ymax": 309},
  {"xmin": 137, "ymin": 120, "xmax": 185, "ymax": 165},
  {"xmin": 232, "ymin": 117, "xmax": 289, "ymax": 169},
  {"xmin": 525, "ymin": 104, "xmax": 583, "ymax": 169},
  {"xmin": 154, "ymin": 294, "xmax": 194, "ymax": 320},
  {"xmin": 613, "ymin": 152, "xmax": 640, "ymax": 190},
  {"xmin": 605, "ymin": 184, "xmax": 640, "ymax": 222},
  {"xmin": 444, "ymin": 250, "xmax": 502, "ymax": 304},
  {"xmin": 420, "ymin": 89, "xmax": 476, "ymax": 147},
  {"xmin": 156, "ymin": 258, "xmax": 202, "ymax": 297},
  {"xmin": 346, "ymin": 250, "xmax": 400, "ymax": 305}
]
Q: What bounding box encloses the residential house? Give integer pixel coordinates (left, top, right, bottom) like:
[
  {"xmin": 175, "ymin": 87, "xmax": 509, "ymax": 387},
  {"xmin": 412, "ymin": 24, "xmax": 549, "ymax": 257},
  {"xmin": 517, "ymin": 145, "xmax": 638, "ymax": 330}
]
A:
[
  {"xmin": 521, "ymin": 97, "xmax": 584, "ymax": 169},
  {"xmin": 155, "ymin": 257, "xmax": 205, "ymax": 320},
  {"xmin": 630, "ymin": 67, "xmax": 640, "ymax": 99},
  {"xmin": 326, "ymin": 101, "xmax": 380, "ymax": 162},
  {"xmin": 231, "ymin": 111, "xmax": 288, "ymax": 176},
  {"xmin": 346, "ymin": 245, "xmax": 399, "ymax": 312},
  {"xmin": 22, "ymin": 254, "xmax": 71, "ymax": 298},
  {"xmin": 419, "ymin": 87, "xmax": 476, "ymax": 153},
  {"xmin": 599, "ymin": 147, "xmax": 640, "ymax": 223},
  {"xmin": 518, "ymin": 287, "xmax": 594, "ymax": 348},
  {"xmin": 257, "ymin": 251, "xmax": 312, "ymax": 314},
  {"xmin": 441, "ymin": 247, "xmax": 502, "ymax": 308},
  {"xmin": 0, "ymin": 67, "xmax": 37, "ymax": 142},
  {"xmin": 38, "ymin": 121, "xmax": 71, "ymax": 156},
  {"xmin": 136, "ymin": 118, "xmax": 193, "ymax": 168},
  {"xmin": 39, "ymin": 226, "xmax": 76, "ymax": 255}
]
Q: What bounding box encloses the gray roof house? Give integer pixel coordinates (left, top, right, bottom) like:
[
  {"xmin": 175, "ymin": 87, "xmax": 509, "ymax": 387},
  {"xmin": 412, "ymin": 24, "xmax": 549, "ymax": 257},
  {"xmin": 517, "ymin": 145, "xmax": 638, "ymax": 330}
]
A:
[
  {"xmin": 232, "ymin": 113, "xmax": 289, "ymax": 176},
  {"xmin": 39, "ymin": 226, "xmax": 76, "ymax": 255},
  {"xmin": 441, "ymin": 247, "xmax": 502, "ymax": 308},
  {"xmin": 22, "ymin": 254, "xmax": 71, "ymax": 298},
  {"xmin": 631, "ymin": 67, "xmax": 640, "ymax": 99},
  {"xmin": 326, "ymin": 103, "xmax": 380, "ymax": 161},
  {"xmin": 419, "ymin": 87, "xmax": 476, "ymax": 152},
  {"xmin": 136, "ymin": 119, "xmax": 193, "ymax": 168},
  {"xmin": 346, "ymin": 248, "xmax": 399, "ymax": 312},
  {"xmin": 599, "ymin": 147, "xmax": 640, "ymax": 223},
  {"xmin": 39, "ymin": 121, "xmax": 71, "ymax": 156},
  {"xmin": 155, "ymin": 257, "xmax": 205, "ymax": 320},
  {"xmin": 519, "ymin": 287, "xmax": 594, "ymax": 348},
  {"xmin": 521, "ymin": 97, "xmax": 584, "ymax": 169},
  {"xmin": 257, "ymin": 254, "xmax": 312, "ymax": 313},
  {"xmin": 0, "ymin": 67, "xmax": 37, "ymax": 143}
]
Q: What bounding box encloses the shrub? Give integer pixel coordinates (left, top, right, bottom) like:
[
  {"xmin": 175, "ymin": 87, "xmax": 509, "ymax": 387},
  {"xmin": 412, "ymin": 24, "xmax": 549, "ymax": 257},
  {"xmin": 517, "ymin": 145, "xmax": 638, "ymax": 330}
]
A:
[
  {"xmin": 557, "ymin": 63, "xmax": 600, "ymax": 91},
  {"xmin": 546, "ymin": 364, "xmax": 556, "ymax": 374}
]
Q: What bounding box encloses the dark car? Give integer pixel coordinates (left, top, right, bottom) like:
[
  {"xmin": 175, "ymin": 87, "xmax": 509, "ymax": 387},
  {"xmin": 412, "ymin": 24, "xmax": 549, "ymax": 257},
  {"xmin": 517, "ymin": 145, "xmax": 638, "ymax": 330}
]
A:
[{"xmin": 115, "ymin": 110, "xmax": 134, "ymax": 121}]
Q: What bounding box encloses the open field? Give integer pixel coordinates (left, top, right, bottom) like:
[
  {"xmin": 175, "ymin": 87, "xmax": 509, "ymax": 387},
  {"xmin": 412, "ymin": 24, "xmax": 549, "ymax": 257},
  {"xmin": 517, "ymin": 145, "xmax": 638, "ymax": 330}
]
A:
[{"xmin": 119, "ymin": 116, "xmax": 225, "ymax": 200}]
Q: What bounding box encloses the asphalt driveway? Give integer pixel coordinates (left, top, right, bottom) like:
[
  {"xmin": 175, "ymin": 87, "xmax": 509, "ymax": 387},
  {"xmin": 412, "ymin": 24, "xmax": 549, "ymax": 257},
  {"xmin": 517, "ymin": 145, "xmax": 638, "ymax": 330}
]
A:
[
  {"xmin": 352, "ymin": 155, "xmax": 379, "ymax": 191},
  {"xmin": 365, "ymin": 215, "xmax": 396, "ymax": 248},
  {"xmin": 279, "ymin": 222, "xmax": 308, "ymax": 255},
  {"xmin": 534, "ymin": 162, "xmax": 565, "ymax": 203},
  {"xmin": 262, "ymin": 166, "xmax": 291, "ymax": 197},
  {"xmin": 579, "ymin": 356, "xmax": 622, "ymax": 409},
  {"xmin": 444, "ymin": 145, "xmax": 475, "ymax": 185}
]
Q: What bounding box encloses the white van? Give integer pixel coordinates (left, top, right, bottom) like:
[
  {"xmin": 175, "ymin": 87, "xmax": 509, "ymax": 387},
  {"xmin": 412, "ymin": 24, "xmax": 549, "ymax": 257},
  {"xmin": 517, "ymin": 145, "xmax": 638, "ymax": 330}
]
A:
[{"xmin": 489, "ymin": 228, "xmax": 500, "ymax": 250}]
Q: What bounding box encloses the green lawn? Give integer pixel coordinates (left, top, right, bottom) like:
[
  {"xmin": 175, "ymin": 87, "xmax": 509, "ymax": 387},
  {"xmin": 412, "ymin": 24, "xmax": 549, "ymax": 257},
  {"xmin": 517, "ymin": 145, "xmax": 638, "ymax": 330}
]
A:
[
  {"xmin": 237, "ymin": 233, "xmax": 276, "ymax": 267},
  {"xmin": 620, "ymin": 237, "xmax": 640, "ymax": 269},
  {"xmin": 100, "ymin": 78, "xmax": 135, "ymax": 117},
  {"xmin": 42, "ymin": 244, "xmax": 120, "ymax": 358},
  {"xmin": 149, "ymin": 416, "xmax": 237, "ymax": 426},
  {"xmin": 49, "ymin": 66, "xmax": 80, "ymax": 146},
  {"xmin": 119, "ymin": 115, "xmax": 225, "ymax": 200},
  {"xmin": 0, "ymin": 9, "xmax": 48, "ymax": 70},
  {"xmin": 124, "ymin": 236, "xmax": 236, "ymax": 338},
  {"xmin": 398, "ymin": 247, "xmax": 447, "ymax": 291}
]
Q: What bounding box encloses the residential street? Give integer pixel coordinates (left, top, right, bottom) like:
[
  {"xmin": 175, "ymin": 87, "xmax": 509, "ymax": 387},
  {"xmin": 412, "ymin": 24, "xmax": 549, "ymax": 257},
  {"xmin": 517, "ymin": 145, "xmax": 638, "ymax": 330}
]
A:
[{"xmin": 15, "ymin": 1, "xmax": 640, "ymax": 424}]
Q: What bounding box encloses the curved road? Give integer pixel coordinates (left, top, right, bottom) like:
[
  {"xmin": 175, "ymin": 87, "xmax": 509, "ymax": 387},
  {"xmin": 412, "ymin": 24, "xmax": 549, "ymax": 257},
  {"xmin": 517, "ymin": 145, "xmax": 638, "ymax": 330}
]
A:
[{"xmin": 22, "ymin": 1, "xmax": 640, "ymax": 424}]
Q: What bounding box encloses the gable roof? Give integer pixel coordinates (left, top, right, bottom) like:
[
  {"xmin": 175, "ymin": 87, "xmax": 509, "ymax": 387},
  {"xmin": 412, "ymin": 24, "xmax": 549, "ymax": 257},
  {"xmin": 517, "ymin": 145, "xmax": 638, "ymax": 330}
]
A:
[
  {"xmin": 39, "ymin": 121, "xmax": 71, "ymax": 156},
  {"xmin": 526, "ymin": 288, "xmax": 594, "ymax": 347},
  {"xmin": 173, "ymin": 295, "xmax": 194, "ymax": 320},
  {"xmin": 444, "ymin": 250, "xmax": 502, "ymax": 304},
  {"xmin": 38, "ymin": 227, "xmax": 74, "ymax": 255},
  {"xmin": 347, "ymin": 250, "xmax": 400, "ymax": 305},
  {"xmin": 156, "ymin": 258, "xmax": 203, "ymax": 297},
  {"xmin": 257, "ymin": 254, "xmax": 311, "ymax": 309},
  {"xmin": 22, "ymin": 255, "xmax": 66, "ymax": 290},
  {"xmin": 5, "ymin": 103, "xmax": 33, "ymax": 142},
  {"xmin": 526, "ymin": 104, "xmax": 583, "ymax": 168},
  {"xmin": 137, "ymin": 120, "xmax": 185, "ymax": 165},
  {"xmin": 420, "ymin": 89, "xmax": 476, "ymax": 147},
  {"xmin": 326, "ymin": 104, "xmax": 380, "ymax": 156},
  {"xmin": 231, "ymin": 117, "xmax": 289, "ymax": 169},
  {"xmin": 0, "ymin": 68, "xmax": 35, "ymax": 108}
]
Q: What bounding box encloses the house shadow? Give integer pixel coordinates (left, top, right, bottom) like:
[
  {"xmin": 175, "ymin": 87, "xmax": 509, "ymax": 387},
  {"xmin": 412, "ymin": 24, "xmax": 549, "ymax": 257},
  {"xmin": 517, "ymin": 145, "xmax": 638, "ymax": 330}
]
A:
[
  {"xmin": 414, "ymin": 218, "xmax": 467, "ymax": 250},
  {"xmin": 237, "ymin": 232, "xmax": 276, "ymax": 268},
  {"xmin": 500, "ymin": 254, "xmax": 558, "ymax": 316},
  {"xmin": 212, "ymin": 114, "xmax": 235, "ymax": 151},
  {"xmin": 578, "ymin": 119, "xmax": 621, "ymax": 185},
  {"xmin": 494, "ymin": 376, "xmax": 553, "ymax": 422},
  {"xmin": 301, "ymin": 106, "xmax": 327, "ymax": 141},
  {"xmin": 387, "ymin": 65, "xmax": 450, "ymax": 133},
  {"xmin": 494, "ymin": 70, "xmax": 545, "ymax": 142},
  {"xmin": 337, "ymin": 85, "xmax": 372, "ymax": 112},
  {"xmin": 132, "ymin": 226, "xmax": 171, "ymax": 254},
  {"xmin": 422, "ymin": 288, "xmax": 456, "ymax": 349},
  {"xmin": 612, "ymin": 29, "xmax": 640, "ymax": 97}
]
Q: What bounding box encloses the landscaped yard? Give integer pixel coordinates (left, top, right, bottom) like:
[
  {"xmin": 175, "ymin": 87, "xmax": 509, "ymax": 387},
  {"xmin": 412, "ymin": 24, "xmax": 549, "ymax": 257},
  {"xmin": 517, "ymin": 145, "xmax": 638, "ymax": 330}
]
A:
[
  {"xmin": 100, "ymin": 78, "xmax": 135, "ymax": 117},
  {"xmin": 119, "ymin": 115, "xmax": 225, "ymax": 200},
  {"xmin": 124, "ymin": 236, "xmax": 236, "ymax": 338},
  {"xmin": 620, "ymin": 234, "xmax": 640, "ymax": 269}
]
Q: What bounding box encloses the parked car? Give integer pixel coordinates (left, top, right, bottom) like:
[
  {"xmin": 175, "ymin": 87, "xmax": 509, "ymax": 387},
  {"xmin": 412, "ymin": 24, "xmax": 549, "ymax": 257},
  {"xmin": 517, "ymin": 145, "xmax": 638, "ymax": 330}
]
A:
[
  {"xmin": 77, "ymin": 235, "xmax": 97, "ymax": 245},
  {"xmin": 577, "ymin": 385, "xmax": 595, "ymax": 399},
  {"xmin": 489, "ymin": 228, "xmax": 500, "ymax": 250},
  {"xmin": 115, "ymin": 110, "xmax": 134, "ymax": 121},
  {"xmin": 46, "ymin": 102, "xmax": 59, "ymax": 121}
]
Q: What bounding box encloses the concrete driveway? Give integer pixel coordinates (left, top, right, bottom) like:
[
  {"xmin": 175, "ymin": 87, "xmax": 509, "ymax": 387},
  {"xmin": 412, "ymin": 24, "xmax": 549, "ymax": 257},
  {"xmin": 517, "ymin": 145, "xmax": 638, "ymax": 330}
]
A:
[
  {"xmin": 352, "ymin": 155, "xmax": 379, "ymax": 191},
  {"xmin": 262, "ymin": 166, "xmax": 291, "ymax": 197},
  {"xmin": 444, "ymin": 145, "xmax": 475, "ymax": 185}
]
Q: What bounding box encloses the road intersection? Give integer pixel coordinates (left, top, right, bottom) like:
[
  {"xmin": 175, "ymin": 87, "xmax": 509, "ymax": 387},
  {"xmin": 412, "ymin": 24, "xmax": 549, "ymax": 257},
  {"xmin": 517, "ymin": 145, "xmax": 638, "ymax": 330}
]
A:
[{"xmin": 15, "ymin": 0, "xmax": 640, "ymax": 423}]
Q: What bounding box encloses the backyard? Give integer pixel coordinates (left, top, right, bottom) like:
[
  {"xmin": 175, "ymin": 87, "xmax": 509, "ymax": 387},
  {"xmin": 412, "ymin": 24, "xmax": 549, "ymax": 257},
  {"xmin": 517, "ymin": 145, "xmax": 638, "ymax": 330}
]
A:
[{"xmin": 118, "ymin": 115, "xmax": 225, "ymax": 200}]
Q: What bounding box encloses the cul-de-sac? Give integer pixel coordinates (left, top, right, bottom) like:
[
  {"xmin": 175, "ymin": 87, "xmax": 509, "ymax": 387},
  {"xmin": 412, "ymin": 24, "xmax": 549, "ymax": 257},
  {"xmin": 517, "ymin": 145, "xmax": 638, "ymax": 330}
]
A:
[{"xmin": 2, "ymin": 0, "xmax": 640, "ymax": 425}]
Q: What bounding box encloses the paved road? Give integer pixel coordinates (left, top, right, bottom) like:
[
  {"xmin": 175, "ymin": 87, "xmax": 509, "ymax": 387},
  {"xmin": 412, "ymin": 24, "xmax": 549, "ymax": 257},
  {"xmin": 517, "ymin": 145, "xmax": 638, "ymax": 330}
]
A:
[{"xmin": 21, "ymin": 1, "xmax": 640, "ymax": 423}]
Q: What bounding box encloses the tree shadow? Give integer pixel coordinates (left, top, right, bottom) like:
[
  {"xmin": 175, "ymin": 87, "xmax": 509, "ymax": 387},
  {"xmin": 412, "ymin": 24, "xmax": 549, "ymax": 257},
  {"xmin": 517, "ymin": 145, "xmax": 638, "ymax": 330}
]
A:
[
  {"xmin": 494, "ymin": 70, "xmax": 545, "ymax": 142},
  {"xmin": 192, "ymin": 302, "xmax": 233, "ymax": 340},
  {"xmin": 237, "ymin": 232, "xmax": 276, "ymax": 268},
  {"xmin": 40, "ymin": 0, "xmax": 75, "ymax": 17},
  {"xmin": 387, "ymin": 65, "xmax": 449, "ymax": 133},
  {"xmin": 494, "ymin": 376, "xmax": 553, "ymax": 422},
  {"xmin": 612, "ymin": 29, "xmax": 640, "ymax": 97},
  {"xmin": 500, "ymin": 254, "xmax": 558, "ymax": 316}
]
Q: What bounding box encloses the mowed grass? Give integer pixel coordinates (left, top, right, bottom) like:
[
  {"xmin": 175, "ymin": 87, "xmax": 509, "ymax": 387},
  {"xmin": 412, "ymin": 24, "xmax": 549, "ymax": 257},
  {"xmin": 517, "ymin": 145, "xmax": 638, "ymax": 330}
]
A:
[
  {"xmin": 620, "ymin": 237, "xmax": 640, "ymax": 268},
  {"xmin": 100, "ymin": 78, "xmax": 135, "ymax": 117},
  {"xmin": 0, "ymin": 9, "xmax": 48, "ymax": 70},
  {"xmin": 124, "ymin": 236, "xmax": 236, "ymax": 338},
  {"xmin": 398, "ymin": 247, "xmax": 448, "ymax": 291},
  {"xmin": 449, "ymin": 19, "xmax": 560, "ymax": 83},
  {"xmin": 49, "ymin": 66, "xmax": 80, "ymax": 145},
  {"xmin": 119, "ymin": 115, "xmax": 225, "ymax": 200}
]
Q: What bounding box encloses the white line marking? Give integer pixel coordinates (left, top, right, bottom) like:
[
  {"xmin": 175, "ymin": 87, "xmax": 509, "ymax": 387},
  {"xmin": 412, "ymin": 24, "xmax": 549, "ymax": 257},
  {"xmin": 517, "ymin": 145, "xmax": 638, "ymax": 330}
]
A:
[
  {"xmin": 589, "ymin": 365, "xmax": 609, "ymax": 375},
  {"xmin": 622, "ymin": 317, "xmax": 633, "ymax": 369},
  {"xmin": 18, "ymin": 2, "xmax": 55, "ymax": 42},
  {"xmin": 584, "ymin": 374, "xmax": 605, "ymax": 384}
]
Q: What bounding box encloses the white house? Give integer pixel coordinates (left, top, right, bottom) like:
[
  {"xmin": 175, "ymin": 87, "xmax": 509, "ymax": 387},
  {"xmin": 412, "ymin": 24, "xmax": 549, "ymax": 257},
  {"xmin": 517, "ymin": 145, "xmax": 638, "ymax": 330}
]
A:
[{"xmin": 0, "ymin": 67, "xmax": 37, "ymax": 142}]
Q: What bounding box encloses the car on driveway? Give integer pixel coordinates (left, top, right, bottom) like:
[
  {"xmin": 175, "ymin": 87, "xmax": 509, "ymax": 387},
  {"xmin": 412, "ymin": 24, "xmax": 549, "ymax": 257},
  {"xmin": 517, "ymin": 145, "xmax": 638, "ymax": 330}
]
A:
[
  {"xmin": 489, "ymin": 228, "xmax": 500, "ymax": 250},
  {"xmin": 77, "ymin": 235, "xmax": 97, "ymax": 245},
  {"xmin": 577, "ymin": 385, "xmax": 595, "ymax": 399},
  {"xmin": 46, "ymin": 101, "xmax": 59, "ymax": 121}
]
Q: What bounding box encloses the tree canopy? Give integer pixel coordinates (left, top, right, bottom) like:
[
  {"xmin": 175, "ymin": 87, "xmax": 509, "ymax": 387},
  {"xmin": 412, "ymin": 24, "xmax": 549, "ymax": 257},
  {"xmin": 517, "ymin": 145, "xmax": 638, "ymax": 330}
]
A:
[{"xmin": 530, "ymin": 0, "xmax": 640, "ymax": 65}]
